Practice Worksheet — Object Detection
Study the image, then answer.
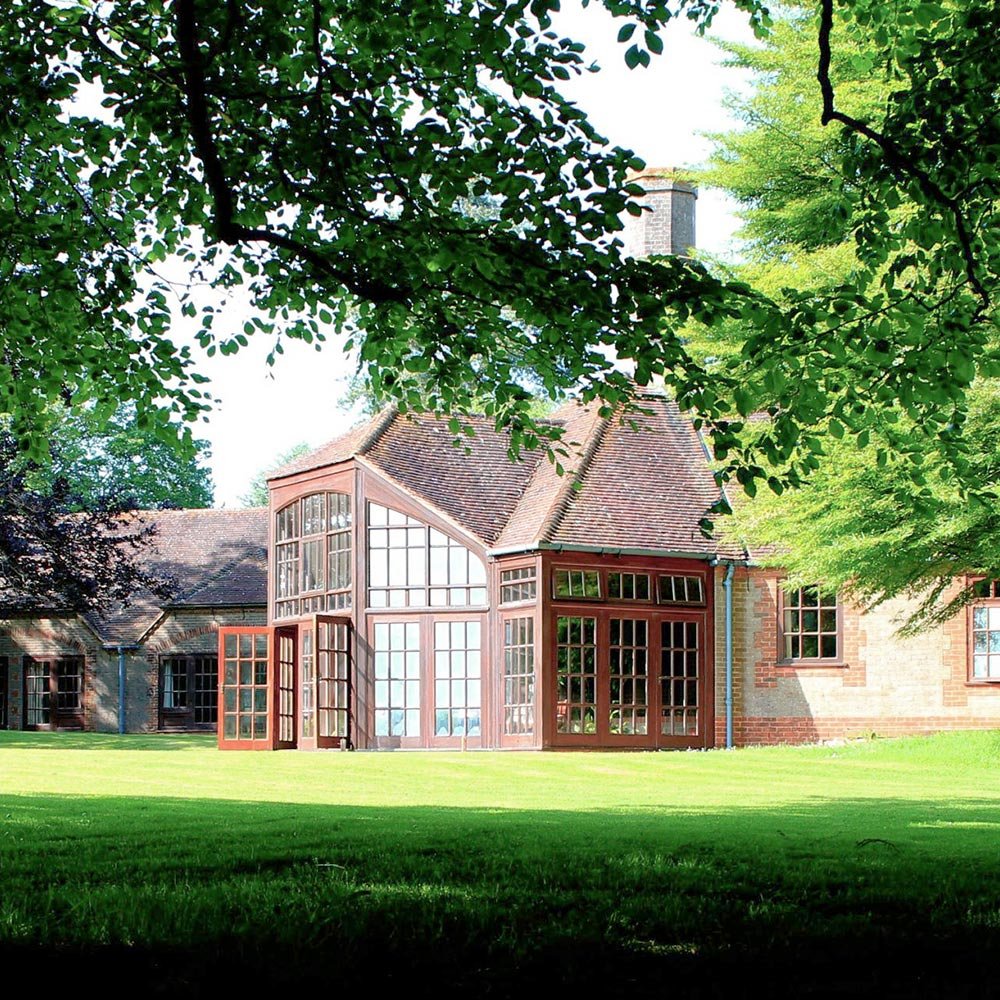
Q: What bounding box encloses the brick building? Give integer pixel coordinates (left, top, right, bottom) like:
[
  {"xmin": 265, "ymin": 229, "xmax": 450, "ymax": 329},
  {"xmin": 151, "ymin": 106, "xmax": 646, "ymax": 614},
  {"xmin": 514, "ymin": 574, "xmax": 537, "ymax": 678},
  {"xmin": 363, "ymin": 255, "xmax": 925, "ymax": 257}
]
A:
[
  {"xmin": 5, "ymin": 170, "xmax": 999, "ymax": 747},
  {"xmin": 0, "ymin": 508, "xmax": 267, "ymax": 734},
  {"xmin": 205, "ymin": 392, "xmax": 1000, "ymax": 752}
]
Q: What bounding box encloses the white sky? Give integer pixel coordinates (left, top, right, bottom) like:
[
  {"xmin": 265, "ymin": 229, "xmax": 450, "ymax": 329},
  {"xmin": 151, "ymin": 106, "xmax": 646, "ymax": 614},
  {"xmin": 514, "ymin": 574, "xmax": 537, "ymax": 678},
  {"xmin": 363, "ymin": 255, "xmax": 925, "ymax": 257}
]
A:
[{"xmin": 183, "ymin": 6, "xmax": 755, "ymax": 508}]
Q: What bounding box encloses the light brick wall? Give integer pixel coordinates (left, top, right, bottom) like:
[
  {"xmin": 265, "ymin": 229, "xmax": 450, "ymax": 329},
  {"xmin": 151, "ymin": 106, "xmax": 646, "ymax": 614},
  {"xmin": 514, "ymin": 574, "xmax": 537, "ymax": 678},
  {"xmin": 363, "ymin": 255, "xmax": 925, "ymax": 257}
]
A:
[{"xmin": 717, "ymin": 570, "xmax": 1000, "ymax": 745}]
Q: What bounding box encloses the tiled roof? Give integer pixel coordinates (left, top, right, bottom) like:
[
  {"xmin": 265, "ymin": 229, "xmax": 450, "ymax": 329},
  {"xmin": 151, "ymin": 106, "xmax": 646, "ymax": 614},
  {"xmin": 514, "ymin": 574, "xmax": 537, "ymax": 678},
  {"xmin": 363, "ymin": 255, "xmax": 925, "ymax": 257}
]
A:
[
  {"xmin": 281, "ymin": 393, "xmax": 742, "ymax": 558},
  {"xmin": 269, "ymin": 408, "xmax": 396, "ymax": 480},
  {"xmin": 496, "ymin": 399, "xmax": 605, "ymax": 548},
  {"xmin": 89, "ymin": 508, "xmax": 268, "ymax": 644},
  {"xmin": 364, "ymin": 414, "xmax": 546, "ymax": 544},
  {"xmin": 549, "ymin": 392, "xmax": 739, "ymax": 556}
]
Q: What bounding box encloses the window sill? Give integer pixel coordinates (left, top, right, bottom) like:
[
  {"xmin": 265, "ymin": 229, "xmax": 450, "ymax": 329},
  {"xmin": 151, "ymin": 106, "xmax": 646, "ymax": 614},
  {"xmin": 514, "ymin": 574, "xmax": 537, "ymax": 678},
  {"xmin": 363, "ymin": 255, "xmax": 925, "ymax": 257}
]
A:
[{"xmin": 776, "ymin": 660, "xmax": 848, "ymax": 669}]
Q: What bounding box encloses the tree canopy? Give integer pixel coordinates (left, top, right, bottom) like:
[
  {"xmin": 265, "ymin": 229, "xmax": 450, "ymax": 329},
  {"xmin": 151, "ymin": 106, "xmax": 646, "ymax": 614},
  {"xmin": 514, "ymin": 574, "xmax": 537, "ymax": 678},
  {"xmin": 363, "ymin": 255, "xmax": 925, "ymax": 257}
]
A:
[
  {"xmin": 2, "ymin": 0, "xmax": 998, "ymax": 505},
  {"xmin": 688, "ymin": 5, "xmax": 1000, "ymax": 625}
]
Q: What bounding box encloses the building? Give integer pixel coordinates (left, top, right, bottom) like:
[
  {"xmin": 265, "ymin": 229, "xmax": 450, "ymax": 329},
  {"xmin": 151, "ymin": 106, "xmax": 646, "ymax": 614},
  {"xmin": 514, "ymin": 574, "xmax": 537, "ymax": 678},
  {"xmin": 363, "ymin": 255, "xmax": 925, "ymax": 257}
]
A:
[
  {"xmin": 5, "ymin": 170, "xmax": 1000, "ymax": 747},
  {"xmin": 208, "ymin": 388, "xmax": 1000, "ymax": 752},
  {"xmin": 0, "ymin": 508, "xmax": 267, "ymax": 733}
]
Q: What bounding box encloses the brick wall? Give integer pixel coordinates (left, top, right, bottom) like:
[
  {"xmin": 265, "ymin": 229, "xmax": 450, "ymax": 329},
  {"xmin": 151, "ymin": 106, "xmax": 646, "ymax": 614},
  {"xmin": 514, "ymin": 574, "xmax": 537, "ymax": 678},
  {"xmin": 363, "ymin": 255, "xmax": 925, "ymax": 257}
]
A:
[
  {"xmin": 716, "ymin": 571, "xmax": 1000, "ymax": 746},
  {"xmin": 1, "ymin": 607, "xmax": 265, "ymax": 733}
]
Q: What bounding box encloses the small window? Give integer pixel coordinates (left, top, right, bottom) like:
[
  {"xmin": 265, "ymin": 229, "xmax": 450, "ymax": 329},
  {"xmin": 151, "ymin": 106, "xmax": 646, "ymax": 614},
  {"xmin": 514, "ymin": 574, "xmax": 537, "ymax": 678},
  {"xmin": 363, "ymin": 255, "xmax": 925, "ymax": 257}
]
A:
[
  {"xmin": 658, "ymin": 575, "xmax": 704, "ymax": 605},
  {"xmin": 160, "ymin": 655, "xmax": 218, "ymax": 730},
  {"xmin": 608, "ymin": 572, "xmax": 652, "ymax": 601},
  {"xmin": 781, "ymin": 586, "xmax": 839, "ymax": 661},
  {"xmin": 971, "ymin": 581, "xmax": 1000, "ymax": 682},
  {"xmin": 500, "ymin": 567, "xmax": 537, "ymax": 604},
  {"xmin": 553, "ymin": 569, "xmax": 601, "ymax": 599}
]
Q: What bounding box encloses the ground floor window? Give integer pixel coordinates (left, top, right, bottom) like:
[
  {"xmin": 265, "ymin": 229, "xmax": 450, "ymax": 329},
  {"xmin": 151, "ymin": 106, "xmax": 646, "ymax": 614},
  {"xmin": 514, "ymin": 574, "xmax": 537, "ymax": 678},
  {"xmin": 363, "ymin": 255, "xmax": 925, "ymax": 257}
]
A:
[
  {"xmin": 221, "ymin": 632, "xmax": 269, "ymax": 742},
  {"xmin": 971, "ymin": 604, "xmax": 1000, "ymax": 680},
  {"xmin": 433, "ymin": 620, "xmax": 481, "ymax": 738},
  {"xmin": 503, "ymin": 617, "xmax": 534, "ymax": 736},
  {"xmin": 23, "ymin": 656, "xmax": 84, "ymax": 730},
  {"xmin": 556, "ymin": 616, "xmax": 597, "ymax": 734},
  {"xmin": 553, "ymin": 612, "xmax": 706, "ymax": 746},
  {"xmin": 160, "ymin": 655, "xmax": 217, "ymax": 730},
  {"xmin": 780, "ymin": 586, "xmax": 839, "ymax": 662},
  {"xmin": 374, "ymin": 621, "xmax": 421, "ymax": 737}
]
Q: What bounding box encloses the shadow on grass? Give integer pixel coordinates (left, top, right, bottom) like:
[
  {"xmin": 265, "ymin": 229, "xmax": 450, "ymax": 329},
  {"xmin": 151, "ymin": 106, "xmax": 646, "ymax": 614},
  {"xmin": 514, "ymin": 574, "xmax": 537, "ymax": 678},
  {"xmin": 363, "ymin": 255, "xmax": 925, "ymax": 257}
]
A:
[
  {"xmin": 3, "ymin": 790, "xmax": 1000, "ymax": 996},
  {"xmin": 0, "ymin": 731, "xmax": 214, "ymax": 751}
]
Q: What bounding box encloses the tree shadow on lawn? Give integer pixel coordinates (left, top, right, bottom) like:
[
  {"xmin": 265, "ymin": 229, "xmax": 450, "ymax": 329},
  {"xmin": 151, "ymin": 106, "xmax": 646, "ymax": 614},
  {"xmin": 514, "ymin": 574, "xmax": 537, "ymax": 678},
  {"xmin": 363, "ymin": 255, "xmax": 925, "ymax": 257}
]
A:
[{"xmin": 3, "ymin": 791, "xmax": 1000, "ymax": 997}]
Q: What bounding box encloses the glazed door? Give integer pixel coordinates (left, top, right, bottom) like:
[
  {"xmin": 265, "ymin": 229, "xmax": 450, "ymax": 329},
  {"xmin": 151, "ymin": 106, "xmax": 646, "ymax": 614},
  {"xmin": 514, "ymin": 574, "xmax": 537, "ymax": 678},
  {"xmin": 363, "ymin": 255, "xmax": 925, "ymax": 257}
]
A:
[
  {"xmin": 275, "ymin": 627, "xmax": 297, "ymax": 749},
  {"xmin": 657, "ymin": 618, "xmax": 706, "ymax": 748},
  {"xmin": 218, "ymin": 628, "xmax": 274, "ymax": 749},
  {"xmin": 316, "ymin": 616, "xmax": 352, "ymax": 749}
]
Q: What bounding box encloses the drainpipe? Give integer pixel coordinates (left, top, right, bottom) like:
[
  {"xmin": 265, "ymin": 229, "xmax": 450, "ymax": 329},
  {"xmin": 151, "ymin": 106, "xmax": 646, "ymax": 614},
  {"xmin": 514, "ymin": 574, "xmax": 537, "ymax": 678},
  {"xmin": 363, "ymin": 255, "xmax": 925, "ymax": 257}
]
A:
[
  {"xmin": 723, "ymin": 562, "xmax": 736, "ymax": 749},
  {"xmin": 110, "ymin": 645, "xmax": 138, "ymax": 735}
]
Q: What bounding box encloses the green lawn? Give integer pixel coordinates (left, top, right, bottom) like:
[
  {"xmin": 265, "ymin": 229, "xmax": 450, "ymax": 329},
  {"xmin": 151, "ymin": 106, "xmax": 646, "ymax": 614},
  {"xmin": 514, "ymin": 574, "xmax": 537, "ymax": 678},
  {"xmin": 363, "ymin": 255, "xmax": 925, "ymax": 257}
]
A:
[{"xmin": 3, "ymin": 730, "xmax": 1000, "ymax": 995}]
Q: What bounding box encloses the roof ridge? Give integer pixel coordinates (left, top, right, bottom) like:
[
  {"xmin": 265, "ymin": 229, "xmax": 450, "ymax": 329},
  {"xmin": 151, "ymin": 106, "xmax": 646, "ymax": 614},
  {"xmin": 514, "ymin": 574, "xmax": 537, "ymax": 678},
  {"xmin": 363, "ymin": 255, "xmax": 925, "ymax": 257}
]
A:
[
  {"xmin": 356, "ymin": 404, "xmax": 398, "ymax": 456},
  {"xmin": 538, "ymin": 406, "xmax": 611, "ymax": 544}
]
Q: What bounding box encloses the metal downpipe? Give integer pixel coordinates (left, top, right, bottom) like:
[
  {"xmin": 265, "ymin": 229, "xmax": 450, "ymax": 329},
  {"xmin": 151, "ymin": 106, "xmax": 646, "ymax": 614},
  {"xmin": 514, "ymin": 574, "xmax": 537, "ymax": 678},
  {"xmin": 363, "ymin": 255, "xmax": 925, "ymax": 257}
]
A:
[{"xmin": 723, "ymin": 562, "xmax": 736, "ymax": 749}]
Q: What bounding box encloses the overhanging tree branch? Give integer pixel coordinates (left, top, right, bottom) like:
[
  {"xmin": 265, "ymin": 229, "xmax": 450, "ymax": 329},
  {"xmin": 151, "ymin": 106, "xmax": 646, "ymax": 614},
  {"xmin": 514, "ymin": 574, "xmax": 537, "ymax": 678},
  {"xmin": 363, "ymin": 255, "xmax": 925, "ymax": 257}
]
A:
[
  {"xmin": 174, "ymin": 0, "xmax": 410, "ymax": 305},
  {"xmin": 816, "ymin": 0, "xmax": 988, "ymax": 310}
]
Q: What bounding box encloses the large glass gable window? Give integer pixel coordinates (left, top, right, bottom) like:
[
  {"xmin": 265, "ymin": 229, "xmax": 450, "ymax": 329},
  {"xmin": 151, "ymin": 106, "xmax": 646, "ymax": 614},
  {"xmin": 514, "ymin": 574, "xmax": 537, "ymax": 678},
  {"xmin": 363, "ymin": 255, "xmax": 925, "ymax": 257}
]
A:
[
  {"xmin": 275, "ymin": 492, "xmax": 352, "ymax": 618},
  {"xmin": 367, "ymin": 503, "xmax": 487, "ymax": 608}
]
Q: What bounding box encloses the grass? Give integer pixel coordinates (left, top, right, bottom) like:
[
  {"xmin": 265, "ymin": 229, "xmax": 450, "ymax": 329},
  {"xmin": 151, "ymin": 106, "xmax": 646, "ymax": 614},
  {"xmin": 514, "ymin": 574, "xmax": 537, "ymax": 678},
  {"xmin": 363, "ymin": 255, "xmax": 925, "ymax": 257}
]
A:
[{"xmin": 3, "ymin": 731, "xmax": 1000, "ymax": 995}]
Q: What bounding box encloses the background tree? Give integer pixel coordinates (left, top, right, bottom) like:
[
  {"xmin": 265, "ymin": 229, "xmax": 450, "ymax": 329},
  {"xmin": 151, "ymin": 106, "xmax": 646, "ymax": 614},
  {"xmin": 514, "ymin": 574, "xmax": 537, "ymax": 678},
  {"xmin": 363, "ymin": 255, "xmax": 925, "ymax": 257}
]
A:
[
  {"xmin": 39, "ymin": 403, "xmax": 214, "ymax": 510},
  {"xmin": 0, "ymin": 431, "xmax": 173, "ymax": 614},
  {"xmin": 686, "ymin": 5, "xmax": 1000, "ymax": 625},
  {"xmin": 240, "ymin": 442, "xmax": 312, "ymax": 507}
]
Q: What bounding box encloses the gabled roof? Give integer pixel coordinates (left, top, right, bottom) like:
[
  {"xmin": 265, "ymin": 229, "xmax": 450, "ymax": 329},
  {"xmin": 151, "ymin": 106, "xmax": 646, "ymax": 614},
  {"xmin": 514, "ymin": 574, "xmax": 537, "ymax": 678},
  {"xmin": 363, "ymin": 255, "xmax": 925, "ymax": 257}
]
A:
[
  {"xmin": 547, "ymin": 393, "xmax": 736, "ymax": 556},
  {"xmin": 88, "ymin": 508, "xmax": 268, "ymax": 644},
  {"xmin": 271, "ymin": 393, "xmax": 743, "ymax": 558}
]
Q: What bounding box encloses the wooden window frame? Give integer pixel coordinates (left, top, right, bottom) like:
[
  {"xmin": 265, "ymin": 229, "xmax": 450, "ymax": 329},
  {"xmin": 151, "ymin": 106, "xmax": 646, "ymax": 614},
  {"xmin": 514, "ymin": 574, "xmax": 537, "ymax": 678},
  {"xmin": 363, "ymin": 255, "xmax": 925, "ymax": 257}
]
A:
[
  {"xmin": 273, "ymin": 492, "xmax": 353, "ymax": 620},
  {"xmin": 367, "ymin": 502, "xmax": 487, "ymax": 610},
  {"xmin": 656, "ymin": 574, "xmax": 706, "ymax": 607},
  {"xmin": 159, "ymin": 654, "xmax": 218, "ymax": 731},
  {"xmin": 969, "ymin": 579, "xmax": 1000, "ymax": 684},
  {"xmin": 499, "ymin": 566, "xmax": 538, "ymax": 606},
  {"xmin": 552, "ymin": 568, "xmax": 602, "ymax": 601},
  {"xmin": 777, "ymin": 585, "xmax": 842, "ymax": 665},
  {"xmin": 547, "ymin": 605, "xmax": 711, "ymax": 749},
  {"xmin": 22, "ymin": 655, "xmax": 85, "ymax": 731},
  {"xmin": 502, "ymin": 615, "xmax": 535, "ymax": 738},
  {"xmin": 608, "ymin": 571, "xmax": 655, "ymax": 603}
]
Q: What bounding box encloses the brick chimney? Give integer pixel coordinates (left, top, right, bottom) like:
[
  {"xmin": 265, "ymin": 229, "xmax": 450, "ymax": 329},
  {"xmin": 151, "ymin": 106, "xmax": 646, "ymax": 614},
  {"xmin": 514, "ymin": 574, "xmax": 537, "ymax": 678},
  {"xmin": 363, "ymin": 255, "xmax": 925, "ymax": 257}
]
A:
[{"xmin": 622, "ymin": 167, "xmax": 697, "ymax": 258}]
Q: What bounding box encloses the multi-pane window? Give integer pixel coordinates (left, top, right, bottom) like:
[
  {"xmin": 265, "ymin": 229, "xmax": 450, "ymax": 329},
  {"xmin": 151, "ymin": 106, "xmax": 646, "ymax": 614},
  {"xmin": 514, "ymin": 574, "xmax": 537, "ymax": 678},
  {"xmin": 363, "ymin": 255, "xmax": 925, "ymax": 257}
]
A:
[
  {"xmin": 300, "ymin": 628, "xmax": 315, "ymax": 739},
  {"xmin": 221, "ymin": 633, "xmax": 269, "ymax": 741},
  {"xmin": 553, "ymin": 569, "xmax": 601, "ymax": 599},
  {"xmin": 160, "ymin": 655, "xmax": 217, "ymax": 729},
  {"xmin": 608, "ymin": 572, "xmax": 652, "ymax": 601},
  {"xmin": 318, "ymin": 619, "xmax": 351, "ymax": 739},
  {"xmin": 367, "ymin": 503, "xmax": 487, "ymax": 608},
  {"xmin": 972, "ymin": 605, "xmax": 1000, "ymax": 680},
  {"xmin": 433, "ymin": 621, "xmax": 482, "ymax": 738},
  {"xmin": 658, "ymin": 575, "xmax": 704, "ymax": 605},
  {"xmin": 503, "ymin": 617, "xmax": 535, "ymax": 736},
  {"xmin": 661, "ymin": 620, "xmax": 699, "ymax": 736},
  {"xmin": 274, "ymin": 492, "xmax": 352, "ymax": 618},
  {"xmin": 23, "ymin": 657, "xmax": 84, "ymax": 730},
  {"xmin": 609, "ymin": 618, "xmax": 648, "ymax": 735},
  {"xmin": 556, "ymin": 616, "xmax": 597, "ymax": 734},
  {"xmin": 373, "ymin": 621, "xmax": 421, "ymax": 737},
  {"xmin": 500, "ymin": 567, "xmax": 537, "ymax": 604},
  {"xmin": 782, "ymin": 586, "xmax": 839, "ymax": 660}
]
